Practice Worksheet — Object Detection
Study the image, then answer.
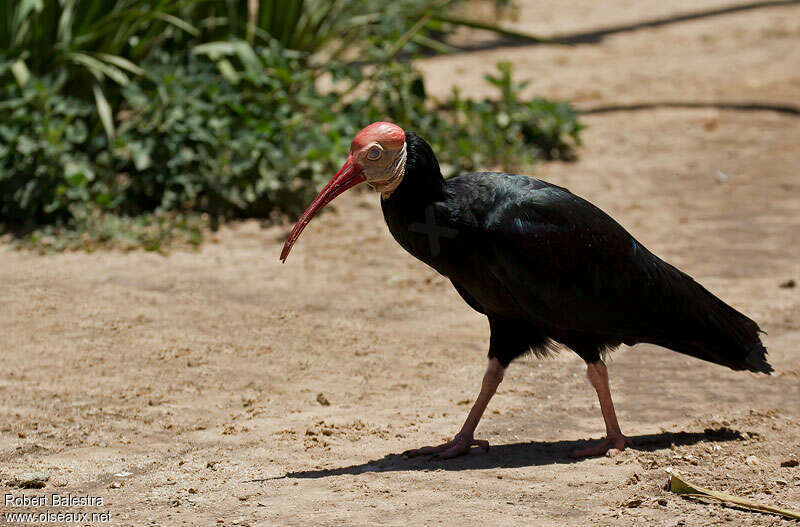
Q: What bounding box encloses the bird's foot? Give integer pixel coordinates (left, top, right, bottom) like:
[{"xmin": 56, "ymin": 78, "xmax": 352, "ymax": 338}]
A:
[
  {"xmin": 570, "ymin": 434, "xmax": 632, "ymax": 458},
  {"xmin": 403, "ymin": 433, "xmax": 490, "ymax": 459}
]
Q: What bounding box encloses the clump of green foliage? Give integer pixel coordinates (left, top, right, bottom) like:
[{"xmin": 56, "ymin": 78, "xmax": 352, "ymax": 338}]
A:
[
  {"xmin": 114, "ymin": 48, "xmax": 353, "ymax": 221},
  {"xmin": 0, "ymin": 0, "xmax": 582, "ymax": 251}
]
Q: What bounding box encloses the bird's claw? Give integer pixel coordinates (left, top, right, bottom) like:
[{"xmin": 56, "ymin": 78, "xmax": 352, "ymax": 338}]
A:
[
  {"xmin": 570, "ymin": 434, "xmax": 633, "ymax": 458},
  {"xmin": 403, "ymin": 433, "xmax": 490, "ymax": 459}
]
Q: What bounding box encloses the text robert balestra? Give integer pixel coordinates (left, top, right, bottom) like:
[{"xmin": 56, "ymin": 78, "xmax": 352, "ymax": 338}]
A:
[{"xmin": 5, "ymin": 493, "xmax": 105, "ymax": 507}]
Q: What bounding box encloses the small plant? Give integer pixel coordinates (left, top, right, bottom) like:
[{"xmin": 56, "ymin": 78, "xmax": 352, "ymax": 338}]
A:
[
  {"xmin": 0, "ymin": 72, "xmax": 115, "ymax": 225},
  {"xmin": 114, "ymin": 49, "xmax": 354, "ymax": 220}
]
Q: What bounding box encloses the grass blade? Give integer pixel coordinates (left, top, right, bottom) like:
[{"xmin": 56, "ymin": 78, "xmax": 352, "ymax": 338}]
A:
[
  {"xmin": 151, "ymin": 11, "xmax": 200, "ymax": 37},
  {"xmin": 96, "ymin": 53, "xmax": 145, "ymax": 76},
  {"xmin": 93, "ymin": 82, "xmax": 115, "ymax": 142},
  {"xmin": 70, "ymin": 52, "xmax": 130, "ymax": 84},
  {"xmin": 193, "ymin": 41, "xmax": 237, "ymax": 59}
]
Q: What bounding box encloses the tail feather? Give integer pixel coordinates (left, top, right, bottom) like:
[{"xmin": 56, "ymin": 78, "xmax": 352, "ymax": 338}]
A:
[
  {"xmin": 741, "ymin": 339, "xmax": 773, "ymax": 374},
  {"xmin": 647, "ymin": 260, "xmax": 772, "ymax": 374}
]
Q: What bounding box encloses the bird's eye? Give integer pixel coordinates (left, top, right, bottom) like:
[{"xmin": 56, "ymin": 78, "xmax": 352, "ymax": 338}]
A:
[{"xmin": 367, "ymin": 146, "xmax": 382, "ymax": 161}]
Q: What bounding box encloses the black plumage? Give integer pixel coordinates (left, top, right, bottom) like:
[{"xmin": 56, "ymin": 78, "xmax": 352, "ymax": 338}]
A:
[{"xmin": 381, "ymin": 131, "xmax": 771, "ymax": 373}]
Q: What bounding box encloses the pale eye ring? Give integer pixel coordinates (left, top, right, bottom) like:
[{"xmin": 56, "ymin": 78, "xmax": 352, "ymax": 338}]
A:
[{"xmin": 367, "ymin": 146, "xmax": 382, "ymax": 160}]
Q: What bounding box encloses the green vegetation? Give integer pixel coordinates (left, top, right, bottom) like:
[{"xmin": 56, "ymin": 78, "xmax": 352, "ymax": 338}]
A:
[{"xmin": 0, "ymin": 0, "xmax": 582, "ymax": 251}]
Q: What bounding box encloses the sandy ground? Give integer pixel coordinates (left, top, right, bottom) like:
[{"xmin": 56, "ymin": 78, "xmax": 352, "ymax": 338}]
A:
[{"xmin": 2, "ymin": 1, "xmax": 800, "ymax": 525}]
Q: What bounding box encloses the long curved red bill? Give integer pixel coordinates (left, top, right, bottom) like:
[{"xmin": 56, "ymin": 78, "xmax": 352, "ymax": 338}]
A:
[{"xmin": 280, "ymin": 158, "xmax": 365, "ymax": 262}]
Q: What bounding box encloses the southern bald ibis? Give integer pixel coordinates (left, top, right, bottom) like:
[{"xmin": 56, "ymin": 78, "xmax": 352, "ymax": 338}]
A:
[{"xmin": 280, "ymin": 122, "xmax": 771, "ymax": 459}]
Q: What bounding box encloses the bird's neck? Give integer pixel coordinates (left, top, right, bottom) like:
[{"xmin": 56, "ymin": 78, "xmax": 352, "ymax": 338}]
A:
[
  {"xmin": 380, "ymin": 133, "xmax": 452, "ymax": 270},
  {"xmin": 382, "ymin": 132, "xmax": 446, "ymax": 206}
]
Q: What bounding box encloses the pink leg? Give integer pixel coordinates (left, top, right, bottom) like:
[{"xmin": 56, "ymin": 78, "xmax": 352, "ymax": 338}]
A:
[
  {"xmin": 571, "ymin": 360, "xmax": 632, "ymax": 458},
  {"xmin": 404, "ymin": 358, "xmax": 504, "ymax": 459}
]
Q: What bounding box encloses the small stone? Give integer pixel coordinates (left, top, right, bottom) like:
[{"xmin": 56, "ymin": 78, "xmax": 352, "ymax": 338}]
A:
[
  {"xmin": 14, "ymin": 472, "xmax": 49, "ymax": 489},
  {"xmin": 779, "ymin": 279, "xmax": 796, "ymax": 289},
  {"xmin": 657, "ymin": 498, "xmax": 668, "ymax": 506},
  {"xmin": 745, "ymin": 455, "xmax": 760, "ymax": 466},
  {"xmin": 781, "ymin": 459, "xmax": 799, "ymax": 467},
  {"xmin": 714, "ymin": 171, "xmax": 729, "ymax": 184},
  {"xmin": 316, "ymin": 393, "xmax": 330, "ymax": 406},
  {"xmin": 188, "ymin": 488, "xmax": 198, "ymax": 494},
  {"xmin": 626, "ymin": 497, "xmax": 643, "ymax": 508},
  {"xmin": 109, "ymin": 481, "xmax": 122, "ymax": 489}
]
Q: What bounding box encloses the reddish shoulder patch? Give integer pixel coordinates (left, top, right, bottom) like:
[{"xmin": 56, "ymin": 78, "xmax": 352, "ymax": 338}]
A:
[{"xmin": 351, "ymin": 122, "xmax": 405, "ymax": 151}]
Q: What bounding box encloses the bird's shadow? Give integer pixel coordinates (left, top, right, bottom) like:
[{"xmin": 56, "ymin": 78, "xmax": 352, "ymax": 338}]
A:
[{"xmin": 259, "ymin": 427, "xmax": 744, "ymax": 481}]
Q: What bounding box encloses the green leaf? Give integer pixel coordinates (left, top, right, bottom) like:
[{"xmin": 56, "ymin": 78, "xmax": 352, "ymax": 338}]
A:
[
  {"xmin": 151, "ymin": 12, "xmax": 200, "ymax": 37},
  {"xmin": 233, "ymin": 40, "xmax": 263, "ymax": 80},
  {"xmin": 216, "ymin": 59, "xmax": 240, "ymax": 84},
  {"xmin": 65, "ymin": 120, "xmax": 88, "ymax": 143},
  {"xmin": 11, "ymin": 59, "xmax": 30, "ymax": 87},
  {"xmin": 193, "ymin": 41, "xmax": 237, "ymax": 60},
  {"xmin": 92, "ymin": 83, "xmax": 115, "ymax": 142},
  {"xmin": 70, "ymin": 53, "xmax": 130, "ymax": 85},
  {"xmin": 96, "ymin": 53, "xmax": 145, "ymax": 77},
  {"xmin": 129, "ymin": 141, "xmax": 152, "ymax": 170}
]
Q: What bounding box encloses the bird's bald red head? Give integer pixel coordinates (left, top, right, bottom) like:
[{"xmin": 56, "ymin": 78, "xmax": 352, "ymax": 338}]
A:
[
  {"xmin": 280, "ymin": 121, "xmax": 408, "ymax": 263},
  {"xmin": 350, "ymin": 122, "xmax": 405, "ymax": 153},
  {"xmin": 348, "ymin": 122, "xmax": 408, "ymax": 199}
]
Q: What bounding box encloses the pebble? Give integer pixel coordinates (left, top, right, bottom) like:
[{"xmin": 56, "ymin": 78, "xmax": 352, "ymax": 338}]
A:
[
  {"xmin": 626, "ymin": 497, "xmax": 643, "ymax": 508},
  {"xmin": 13, "ymin": 472, "xmax": 49, "ymax": 489},
  {"xmin": 316, "ymin": 393, "xmax": 330, "ymax": 406},
  {"xmin": 745, "ymin": 455, "xmax": 760, "ymax": 466}
]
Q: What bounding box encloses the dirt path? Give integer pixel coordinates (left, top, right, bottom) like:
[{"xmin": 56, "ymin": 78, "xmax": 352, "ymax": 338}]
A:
[{"xmin": 2, "ymin": 1, "xmax": 799, "ymax": 525}]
